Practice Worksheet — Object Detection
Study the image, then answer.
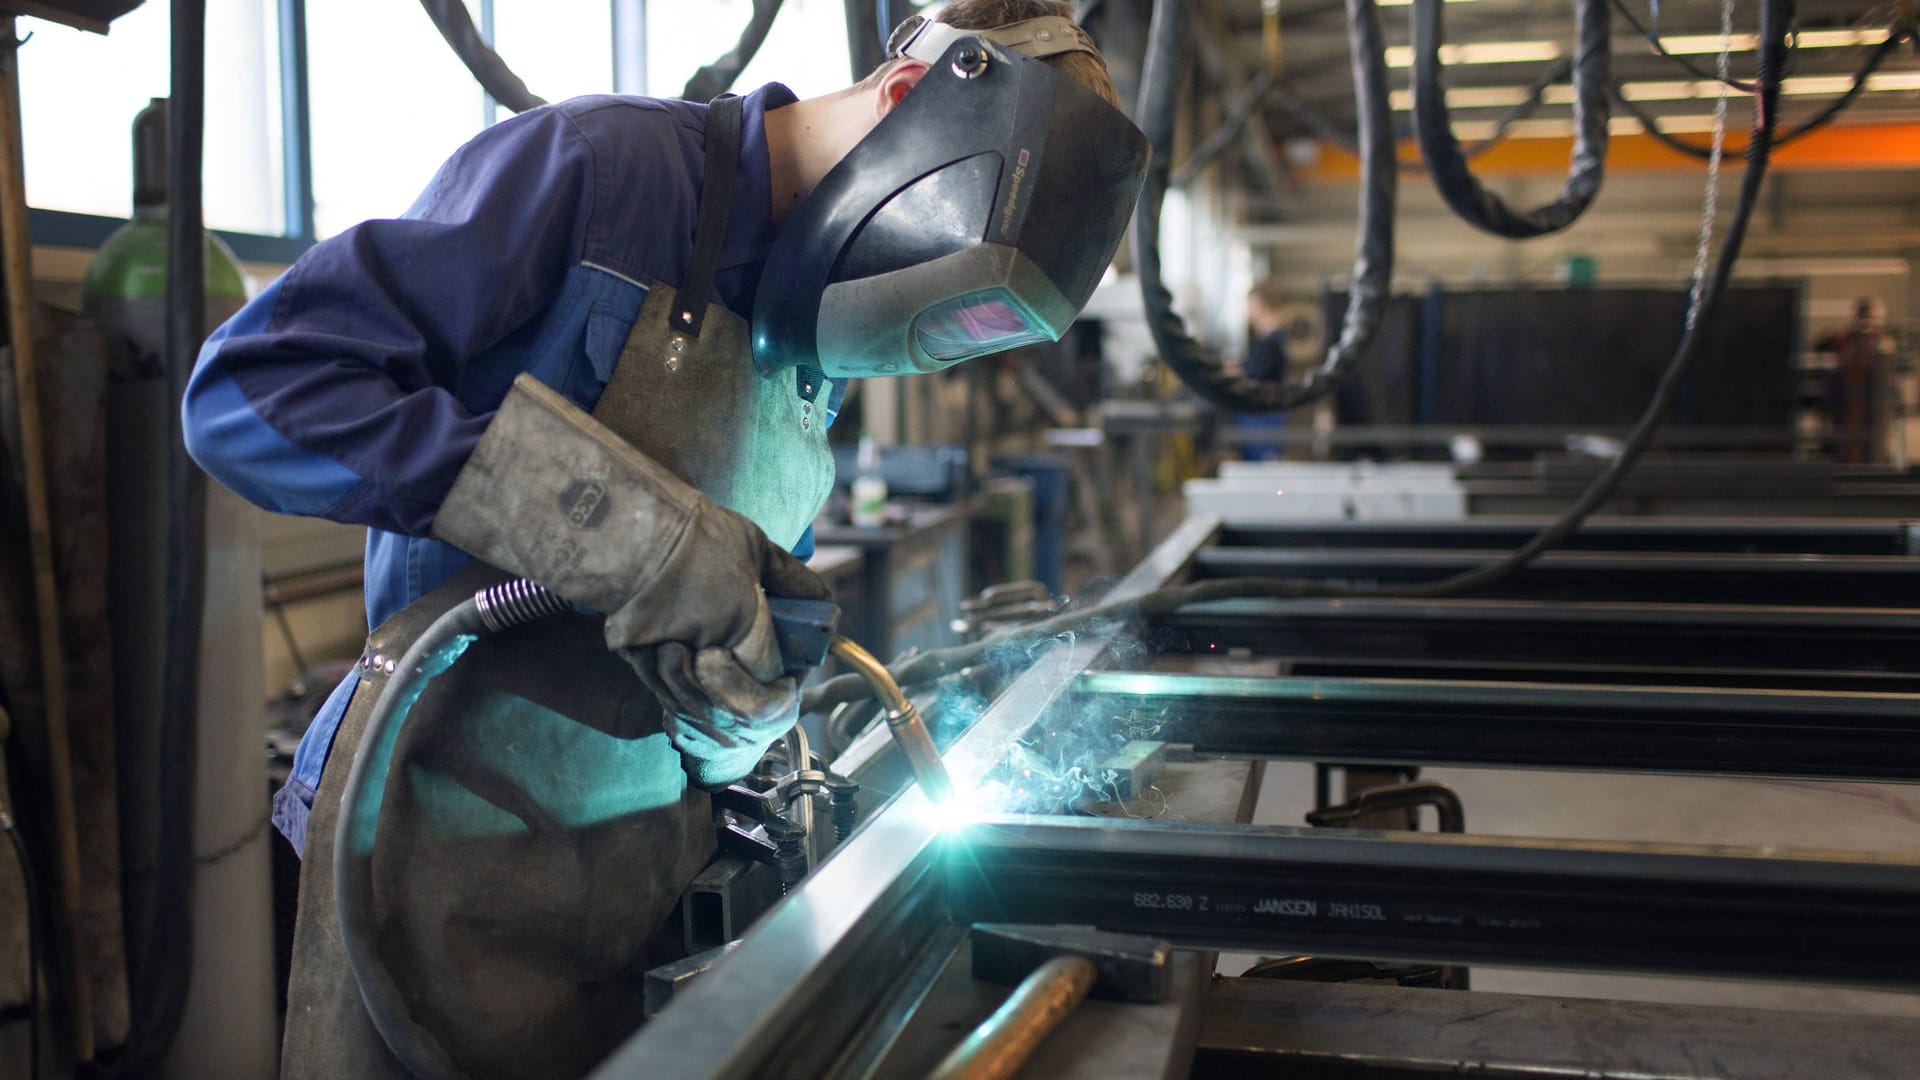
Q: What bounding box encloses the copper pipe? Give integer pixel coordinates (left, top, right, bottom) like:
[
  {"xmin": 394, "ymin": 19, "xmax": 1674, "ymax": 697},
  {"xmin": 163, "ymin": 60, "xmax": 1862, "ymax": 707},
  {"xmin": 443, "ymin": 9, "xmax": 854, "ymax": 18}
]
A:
[
  {"xmin": 928, "ymin": 956, "xmax": 1098, "ymax": 1080},
  {"xmin": 826, "ymin": 636, "xmax": 955, "ymax": 805},
  {"xmin": 0, "ymin": 18, "xmax": 96, "ymax": 1059}
]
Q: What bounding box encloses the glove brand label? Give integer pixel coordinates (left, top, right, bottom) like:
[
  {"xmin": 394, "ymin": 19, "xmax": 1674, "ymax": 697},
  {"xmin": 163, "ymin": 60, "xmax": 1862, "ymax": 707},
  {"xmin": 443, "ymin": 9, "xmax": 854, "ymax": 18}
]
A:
[{"xmin": 560, "ymin": 479, "xmax": 611, "ymax": 529}]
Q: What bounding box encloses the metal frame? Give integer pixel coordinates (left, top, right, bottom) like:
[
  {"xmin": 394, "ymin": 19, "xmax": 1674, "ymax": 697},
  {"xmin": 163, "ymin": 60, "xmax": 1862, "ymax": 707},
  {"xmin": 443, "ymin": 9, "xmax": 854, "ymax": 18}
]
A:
[{"xmin": 593, "ymin": 515, "xmax": 1920, "ymax": 1077}]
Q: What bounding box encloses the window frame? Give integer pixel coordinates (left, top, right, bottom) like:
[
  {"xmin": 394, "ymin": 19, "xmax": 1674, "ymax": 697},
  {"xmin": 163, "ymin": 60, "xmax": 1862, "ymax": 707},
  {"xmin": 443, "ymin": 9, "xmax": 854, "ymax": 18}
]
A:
[{"xmin": 29, "ymin": 0, "xmax": 647, "ymax": 264}]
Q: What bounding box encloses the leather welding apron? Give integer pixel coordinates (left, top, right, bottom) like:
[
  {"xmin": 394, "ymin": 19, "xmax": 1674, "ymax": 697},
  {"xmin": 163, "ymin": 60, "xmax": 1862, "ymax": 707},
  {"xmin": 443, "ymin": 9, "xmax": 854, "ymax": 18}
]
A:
[{"xmin": 280, "ymin": 94, "xmax": 836, "ymax": 1080}]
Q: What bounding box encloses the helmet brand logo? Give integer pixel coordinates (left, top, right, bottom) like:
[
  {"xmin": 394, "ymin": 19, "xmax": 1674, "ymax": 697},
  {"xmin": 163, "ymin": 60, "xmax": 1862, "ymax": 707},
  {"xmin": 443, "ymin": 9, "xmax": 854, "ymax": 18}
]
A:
[
  {"xmin": 1000, "ymin": 148, "xmax": 1031, "ymax": 238},
  {"xmin": 560, "ymin": 479, "xmax": 611, "ymax": 529}
]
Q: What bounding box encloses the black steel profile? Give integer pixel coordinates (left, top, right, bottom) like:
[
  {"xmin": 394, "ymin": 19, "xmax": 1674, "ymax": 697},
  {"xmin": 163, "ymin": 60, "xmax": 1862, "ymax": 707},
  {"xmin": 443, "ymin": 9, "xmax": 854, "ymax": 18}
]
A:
[
  {"xmin": 1070, "ymin": 671, "xmax": 1920, "ymax": 781},
  {"xmin": 946, "ymin": 816, "xmax": 1920, "ymax": 985}
]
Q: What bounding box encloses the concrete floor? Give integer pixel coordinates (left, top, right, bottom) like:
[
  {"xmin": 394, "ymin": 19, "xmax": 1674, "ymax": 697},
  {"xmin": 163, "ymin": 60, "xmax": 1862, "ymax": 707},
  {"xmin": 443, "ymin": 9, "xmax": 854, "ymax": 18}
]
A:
[{"xmin": 1238, "ymin": 760, "xmax": 1920, "ymax": 1017}]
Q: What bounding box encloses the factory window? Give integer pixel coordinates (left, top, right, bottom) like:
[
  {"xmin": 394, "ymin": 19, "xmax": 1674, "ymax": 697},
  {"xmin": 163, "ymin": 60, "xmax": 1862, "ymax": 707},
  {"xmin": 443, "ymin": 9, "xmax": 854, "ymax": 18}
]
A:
[
  {"xmin": 305, "ymin": 0, "xmax": 490, "ymax": 238},
  {"xmin": 645, "ymin": 0, "xmax": 850, "ymax": 102},
  {"xmin": 488, "ymin": 0, "xmax": 615, "ymax": 114},
  {"xmin": 21, "ymin": 0, "xmax": 286, "ymax": 236}
]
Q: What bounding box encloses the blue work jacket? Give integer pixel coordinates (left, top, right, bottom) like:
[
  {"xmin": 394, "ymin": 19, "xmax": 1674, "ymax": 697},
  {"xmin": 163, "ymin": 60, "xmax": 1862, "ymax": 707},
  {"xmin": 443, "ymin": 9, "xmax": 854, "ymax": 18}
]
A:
[{"xmin": 183, "ymin": 84, "xmax": 839, "ymax": 856}]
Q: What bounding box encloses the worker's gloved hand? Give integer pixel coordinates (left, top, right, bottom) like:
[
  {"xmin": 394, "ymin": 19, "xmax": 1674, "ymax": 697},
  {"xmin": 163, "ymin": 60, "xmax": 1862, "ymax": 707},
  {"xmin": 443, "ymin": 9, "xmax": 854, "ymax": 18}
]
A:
[{"xmin": 433, "ymin": 374, "xmax": 832, "ymax": 784}]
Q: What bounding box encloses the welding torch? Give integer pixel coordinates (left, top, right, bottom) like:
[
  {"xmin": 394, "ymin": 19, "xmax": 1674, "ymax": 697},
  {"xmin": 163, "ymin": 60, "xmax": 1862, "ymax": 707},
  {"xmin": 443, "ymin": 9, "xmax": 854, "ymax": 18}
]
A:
[{"xmin": 768, "ymin": 597, "xmax": 956, "ymax": 804}]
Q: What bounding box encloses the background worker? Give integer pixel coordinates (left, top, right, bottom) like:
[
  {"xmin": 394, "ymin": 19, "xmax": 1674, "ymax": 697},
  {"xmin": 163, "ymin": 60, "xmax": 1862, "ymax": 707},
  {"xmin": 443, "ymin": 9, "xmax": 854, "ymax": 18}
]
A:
[{"xmin": 181, "ymin": 2, "xmax": 1145, "ymax": 1076}]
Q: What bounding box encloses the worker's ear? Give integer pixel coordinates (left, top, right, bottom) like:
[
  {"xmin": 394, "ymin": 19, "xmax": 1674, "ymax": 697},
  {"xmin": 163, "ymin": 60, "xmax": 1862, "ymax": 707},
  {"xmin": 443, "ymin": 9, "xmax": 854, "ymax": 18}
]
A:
[{"xmin": 874, "ymin": 59, "xmax": 930, "ymax": 120}]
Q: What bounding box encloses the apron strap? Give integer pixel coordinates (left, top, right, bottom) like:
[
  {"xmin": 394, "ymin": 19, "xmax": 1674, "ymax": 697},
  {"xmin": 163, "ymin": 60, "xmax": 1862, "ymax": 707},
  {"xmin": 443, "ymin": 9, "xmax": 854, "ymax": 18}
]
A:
[{"xmin": 670, "ymin": 94, "xmax": 745, "ymax": 340}]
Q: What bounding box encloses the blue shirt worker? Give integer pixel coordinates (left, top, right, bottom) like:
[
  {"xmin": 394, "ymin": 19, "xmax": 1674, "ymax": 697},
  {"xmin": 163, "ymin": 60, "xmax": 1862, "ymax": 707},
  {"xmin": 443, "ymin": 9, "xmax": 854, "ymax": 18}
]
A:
[{"xmin": 183, "ymin": 2, "xmax": 1146, "ymax": 1077}]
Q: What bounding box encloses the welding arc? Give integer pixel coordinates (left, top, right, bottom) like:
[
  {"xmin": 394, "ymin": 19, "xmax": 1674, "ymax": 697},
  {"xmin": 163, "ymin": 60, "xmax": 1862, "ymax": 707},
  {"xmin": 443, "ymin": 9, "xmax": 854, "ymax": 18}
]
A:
[
  {"xmin": 1412, "ymin": 0, "xmax": 1612, "ymax": 238},
  {"xmin": 1618, "ymin": 25, "xmax": 1907, "ymax": 160},
  {"xmin": 1134, "ymin": 0, "xmax": 1397, "ymax": 415},
  {"xmin": 805, "ymin": 0, "xmax": 1790, "ymax": 720}
]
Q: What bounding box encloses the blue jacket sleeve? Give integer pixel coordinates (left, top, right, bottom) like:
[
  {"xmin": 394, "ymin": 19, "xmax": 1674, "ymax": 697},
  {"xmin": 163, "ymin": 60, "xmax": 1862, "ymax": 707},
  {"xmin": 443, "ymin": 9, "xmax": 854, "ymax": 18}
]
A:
[{"xmin": 183, "ymin": 107, "xmax": 597, "ymax": 537}]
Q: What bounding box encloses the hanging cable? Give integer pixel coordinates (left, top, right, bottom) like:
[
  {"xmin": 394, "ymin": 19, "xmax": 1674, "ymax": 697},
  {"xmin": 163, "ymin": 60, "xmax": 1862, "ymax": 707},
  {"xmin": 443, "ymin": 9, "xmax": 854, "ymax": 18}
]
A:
[
  {"xmin": 1133, "ymin": 0, "xmax": 1396, "ymax": 414},
  {"xmin": 1273, "ymin": 55, "xmax": 1573, "ymax": 175},
  {"xmin": 1170, "ymin": 70, "xmax": 1275, "ymax": 188},
  {"xmin": 1412, "ymin": 0, "xmax": 1612, "ymax": 238},
  {"xmin": 1610, "ymin": 0, "xmax": 1757, "ymax": 91},
  {"xmin": 417, "ymin": 0, "xmax": 547, "ymax": 114},
  {"xmin": 682, "ymin": 0, "xmax": 788, "ymax": 101},
  {"xmin": 808, "ymin": 0, "xmax": 1793, "ymax": 718},
  {"xmin": 1619, "ymin": 24, "xmax": 1907, "ymax": 160}
]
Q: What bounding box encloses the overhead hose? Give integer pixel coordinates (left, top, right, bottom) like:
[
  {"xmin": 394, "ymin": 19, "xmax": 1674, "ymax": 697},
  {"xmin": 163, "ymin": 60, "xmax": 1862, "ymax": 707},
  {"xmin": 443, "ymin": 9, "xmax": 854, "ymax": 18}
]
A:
[
  {"xmin": 1609, "ymin": 0, "xmax": 1756, "ymax": 91},
  {"xmin": 806, "ymin": 0, "xmax": 1792, "ymax": 720},
  {"xmin": 682, "ymin": 0, "xmax": 787, "ymax": 102},
  {"xmin": 1134, "ymin": 0, "xmax": 1396, "ymax": 414},
  {"xmin": 1275, "ymin": 54, "xmax": 1573, "ymax": 173},
  {"xmin": 1618, "ymin": 26, "xmax": 1907, "ymax": 160},
  {"xmin": 124, "ymin": 0, "xmax": 210, "ymax": 1070},
  {"xmin": 334, "ymin": 579, "xmax": 570, "ymax": 1080},
  {"xmin": 416, "ymin": 0, "xmax": 547, "ymax": 114},
  {"xmin": 1412, "ymin": 0, "xmax": 1611, "ymax": 238}
]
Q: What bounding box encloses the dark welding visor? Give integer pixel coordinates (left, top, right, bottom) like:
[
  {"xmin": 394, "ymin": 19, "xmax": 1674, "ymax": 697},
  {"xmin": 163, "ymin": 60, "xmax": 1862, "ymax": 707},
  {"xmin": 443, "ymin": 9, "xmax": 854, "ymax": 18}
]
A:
[{"xmin": 751, "ymin": 18, "xmax": 1149, "ymax": 379}]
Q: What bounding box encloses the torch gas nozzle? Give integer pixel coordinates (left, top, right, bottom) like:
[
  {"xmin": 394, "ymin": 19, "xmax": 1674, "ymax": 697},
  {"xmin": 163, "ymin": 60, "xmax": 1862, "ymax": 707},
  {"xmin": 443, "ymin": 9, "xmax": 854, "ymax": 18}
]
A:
[{"xmin": 827, "ymin": 636, "xmax": 956, "ymax": 805}]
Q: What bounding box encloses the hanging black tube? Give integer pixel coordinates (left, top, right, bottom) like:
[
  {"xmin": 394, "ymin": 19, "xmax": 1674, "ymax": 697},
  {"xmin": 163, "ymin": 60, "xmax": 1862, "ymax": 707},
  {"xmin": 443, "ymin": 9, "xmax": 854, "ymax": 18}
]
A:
[
  {"xmin": 1618, "ymin": 27, "xmax": 1906, "ymax": 161},
  {"xmin": 416, "ymin": 0, "xmax": 546, "ymax": 114},
  {"xmin": 682, "ymin": 0, "xmax": 787, "ymax": 102},
  {"xmin": 1133, "ymin": 0, "xmax": 1395, "ymax": 414},
  {"xmin": 1412, "ymin": 0, "xmax": 1611, "ymax": 238},
  {"xmin": 124, "ymin": 0, "xmax": 210, "ymax": 1071},
  {"xmin": 1609, "ymin": 0, "xmax": 1757, "ymax": 92}
]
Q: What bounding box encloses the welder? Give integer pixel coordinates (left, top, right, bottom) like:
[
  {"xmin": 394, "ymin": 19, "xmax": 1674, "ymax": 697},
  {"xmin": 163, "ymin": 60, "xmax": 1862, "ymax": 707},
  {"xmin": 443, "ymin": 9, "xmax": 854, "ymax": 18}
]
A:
[{"xmin": 181, "ymin": 1, "xmax": 1145, "ymax": 1076}]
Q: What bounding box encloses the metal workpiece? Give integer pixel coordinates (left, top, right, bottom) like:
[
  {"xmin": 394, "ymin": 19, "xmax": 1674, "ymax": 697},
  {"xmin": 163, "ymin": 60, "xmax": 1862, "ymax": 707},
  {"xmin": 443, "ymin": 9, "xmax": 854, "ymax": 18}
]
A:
[
  {"xmin": 1069, "ymin": 671, "xmax": 1920, "ymax": 781},
  {"xmin": 969, "ymin": 924, "xmax": 1173, "ymax": 1005},
  {"xmin": 1197, "ymin": 977, "xmax": 1920, "ymax": 1079},
  {"xmin": 1191, "ymin": 545, "xmax": 1920, "ymax": 607},
  {"xmin": 944, "ymin": 816, "xmax": 1920, "ymax": 986},
  {"xmin": 1155, "ymin": 596, "xmax": 1920, "ymax": 688}
]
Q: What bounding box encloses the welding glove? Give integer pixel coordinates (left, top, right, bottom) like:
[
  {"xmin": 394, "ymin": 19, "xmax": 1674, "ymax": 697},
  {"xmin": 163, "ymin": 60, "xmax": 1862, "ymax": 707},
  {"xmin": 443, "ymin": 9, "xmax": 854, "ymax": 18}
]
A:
[{"xmin": 433, "ymin": 374, "xmax": 832, "ymax": 784}]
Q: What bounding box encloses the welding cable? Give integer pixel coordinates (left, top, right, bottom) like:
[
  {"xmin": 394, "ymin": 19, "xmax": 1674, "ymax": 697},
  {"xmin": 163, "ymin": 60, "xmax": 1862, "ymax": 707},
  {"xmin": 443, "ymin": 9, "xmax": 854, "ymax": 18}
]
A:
[
  {"xmin": 416, "ymin": 0, "xmax": 547, "ymax": 114},
  {"xmin": 1276, "ymin": 55, "xmax": 1574, "ymax": 174},
  {"xmin": 683, "ymin": 0, "xmax": 787, "ymax": 101},
  {"xmin": 1, "ymin": 806, "xmax": 38, "ymax": 1080},
  {"xmin": 805, "ymin": 0, "xmax": 1791, "ymax": 719},
  {"xmin": 1133, "ymin": 0, "xmax": 1396, "ymax": 414},
  {"xmin": 1609, "ymin": 0, "xmax": 1757, "ymax": 91},
  {"xmin": 334, "ymin": 579, "xmax": 570, "ymax": 1080},
  {"xmin": 1618, "ymin": 25, "xmax": 1906, "ymax": 160},
  {"xmin": 1411, "ymin": 0, "xmax": 1612, "ymax": 238},
  {"xmin": 1170, "ymin": 70, "xmax": 1277, "ymax": 188}
]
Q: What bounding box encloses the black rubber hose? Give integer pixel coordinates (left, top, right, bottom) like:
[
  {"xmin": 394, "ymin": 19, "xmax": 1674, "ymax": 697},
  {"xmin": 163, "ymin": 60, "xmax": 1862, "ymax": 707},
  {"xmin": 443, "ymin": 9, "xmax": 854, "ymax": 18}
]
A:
[
  {"xmin": 128, "ymin": 1, "xmax": 209, "ymax": 1070},
  {"xmin": 1277, "ymin": 55, "xmax": 1573, "ymax": 171},
  {"xmin": 807, "ymin": 0, "xmax": 1791, "ymax": 718},
  {"xmin": 1, "ymin": 807, "xmax": 37, "ymax": 1080},
  {"xmin": 1170, "ymin": 70, "xmax": 1275, "ymax": 188},
  {"xmin": 1609, "ymin": 0, "xmax": 1757, "ymax": 92},
  {"xmin": 1133, "ymin": 0, "xmax": 1395, "ymax": 414},
  {"xmin": 417, "ymin": 0, "xmax": 547, "ymax": 114},
  {"xmin": 334, "ymin": 579, "xmax": 570, "ymax": 1080},
  {"xmin": 1618, "ymin": 28, "xmax": 1904, "ymax": 161},
  {"xmin": 682, "ymin": 0, "xmax": 787, "ymax": 102},
  {"xmin": 1412, "ymin": 0, "xmax": 1611, "ymax": 238}
]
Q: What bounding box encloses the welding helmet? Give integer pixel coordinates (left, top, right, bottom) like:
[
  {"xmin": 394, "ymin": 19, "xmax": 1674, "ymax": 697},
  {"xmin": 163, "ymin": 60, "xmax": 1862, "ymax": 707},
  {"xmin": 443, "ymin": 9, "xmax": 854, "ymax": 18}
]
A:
[{"xmin": 751, "ymin": 14, "xmax": 1149, "ymax": 379}]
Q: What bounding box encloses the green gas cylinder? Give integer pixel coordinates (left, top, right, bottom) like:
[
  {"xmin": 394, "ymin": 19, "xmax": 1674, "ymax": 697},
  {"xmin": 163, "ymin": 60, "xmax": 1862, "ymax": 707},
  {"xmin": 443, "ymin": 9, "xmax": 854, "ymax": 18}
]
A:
[
  {"xmin": 83, "ymin": 96, "xmax": 276, "ymax": 1078},
  {"xmin": 82, "ymin": 97, "xmax": 248, "ymax": 349}
]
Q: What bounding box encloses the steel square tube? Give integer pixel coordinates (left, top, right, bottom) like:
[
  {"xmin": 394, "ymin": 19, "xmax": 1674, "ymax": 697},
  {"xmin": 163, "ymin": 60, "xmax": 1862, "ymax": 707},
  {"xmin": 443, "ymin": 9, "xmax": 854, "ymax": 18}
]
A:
[
  {"xmin": 944, "ymin": 816, "xmax": 1920, "ymax": 986},
  {"xmin": 1071, "ymin": 671, "xmax": 1920, "ymax": 781},
  {"xmin": 1192, "ymin": 547, "xmax": 1920, "ymax": 607}
]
